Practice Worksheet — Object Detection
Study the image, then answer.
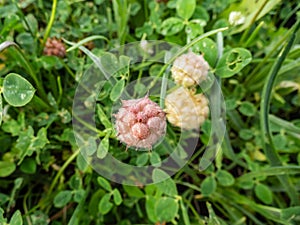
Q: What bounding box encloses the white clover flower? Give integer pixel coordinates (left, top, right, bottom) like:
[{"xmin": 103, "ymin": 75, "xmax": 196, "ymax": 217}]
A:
[
  {"xmin": 114, "ymin": 95, "xmax": 166, "ymax": 150},
  {"xmin": 164, "ymin": 87, "xmax": 209, "ymax": 130},
  {"xmin": 171, "ymin": 52, "xmax": 209, "ymax": 88},
  {"xmin": 229, "ymin": 11, "xmax": 245, "ymax": 26},
  {"xmin": 140, "ymin": 40, "xmax": 154, "ymax": 54}
]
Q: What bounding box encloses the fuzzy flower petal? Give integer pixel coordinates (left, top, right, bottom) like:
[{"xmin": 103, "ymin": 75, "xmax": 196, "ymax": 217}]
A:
[
  {"xmin": 114, "ymin": 95, "xmax": 166, "ymax": 150},
  {"xmin": 171, "ymin": 52, "xmax": 209, "ymax": 87},
  {"xmin": 165, "ymin": 87, "xmax": 209, "ymax": 130}
]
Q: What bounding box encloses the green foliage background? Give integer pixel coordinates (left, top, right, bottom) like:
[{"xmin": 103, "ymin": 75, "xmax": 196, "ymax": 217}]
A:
[{"xmin": 0, "ymin": 0, "xmax": 300, "ymax": 224}]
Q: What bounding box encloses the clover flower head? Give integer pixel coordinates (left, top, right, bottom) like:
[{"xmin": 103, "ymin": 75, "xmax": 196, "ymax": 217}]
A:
[
  {"xmin": 229, "ymin": 11, "xmax": 245, "ymax": 26},
  {"xmin": 164, "ymin": 87, "xmax": 209, "ymax": 130},
  {"xmin": 171, "ymin": 52, "xmax": 209, "ymax": 88},
  {"xmin": 43, "ymin": 37, "xmax": 66, "ymax": 58},
  {"xmin": 114, "ymin": 95, "xmax": 166, "ymax": 150}
]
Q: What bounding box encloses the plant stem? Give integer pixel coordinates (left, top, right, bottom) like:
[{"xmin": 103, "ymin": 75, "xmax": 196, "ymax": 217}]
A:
[
  {"xmin": 61, "ymin": 60, "xmax": 76, "ymax": 79},
  {"xmin": 66, "ymin": 35, "xmax": 109, "ymax": 52},
  {"xmin": 240, "ymin": 0, "xmax": 268, "ymax": 44},
  {"xmin": 245, "ymin": 29, "xmax": 292, "ymax": 87},
  {"xmin": 44, "ymin": 150, "xmax": 80, "ymax": 206},
  {"xmin": 57, "ymin": 76, "xmax": 63, "ymax": 106},
  {"xmin": 23, "ymin": 188, "xmax": 33, "ymax": 225},
  {"xmin": 41, "ymin": 0, "xmax": 58, "ymax": 48}
]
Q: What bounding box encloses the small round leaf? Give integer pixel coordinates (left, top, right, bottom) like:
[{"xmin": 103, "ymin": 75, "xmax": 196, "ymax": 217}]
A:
[
  {"xmin": 97, "ymin": 135, "xmax": 109, "ymax": 159},
  {"xmin": 152, "ymin": 168, "xmax": 169, "ymax": 183},
  {"xmin": 10, "ymin": 210, "xmax": 23, "ymax": 225},
  {"xmin": 239, "ymin": 101, "xmax": 257, "ymax": 117},
  {"xmin": 113, "ymin": 189, "xmax": 123, "ymax": 205},
  {"xmin": 3, "ymin": 73, "xmax": 35, "ymax": 107},
  {"xmin": 20, "ymin": 158, "xmax": 36, "ymax": 174},
  {"xmin": 0, "ymin": 161, "xmax": 16, "ymax": 177},
  {"xmin": 146, "ymin": 196, "xmax": 158, "ymax": 223},
  {"xmin": 98, "ymin": 193, "xmax": 113, "ymax": 215},
  {"xmin": 54, "ymin": 190, "xmax": 72, "ymax": 208},
  {"xmin": 176, "ymin": 0, "xmax": 196, "ymax": 20},
  {"xmin": 110, "ymin": 79, "xmax": 125, "ymax": 101},
  {"xmin": 216, "ymin": 48, "xmax": 252, "ymax": 78},
  {"xmin": 216, "ymin": 170, "xmax": 235, "ymax": 186},
  {"xmin": 150, "ymin": 152, "xmax": 161, "ymax": 167},
  {"xmin": 160, "ymin": 17, "xmax": 184, "ymax": 36},
  {"xmin": 239, "ymin": 129, "xmax": 254, "ymax": 140},
  {"xmin": 97, "ymin": 176, "xmax": 112, "ymax": 192},
  {"xmin": 192, "ymin": 38, "xmax": 218, "ymax": 66},
  {"xmin": 73, "ymin": 189, "xmax": 86, "ymax": 203},
  {"xmin": 255, "ymin": 183, "xmax": 273, "ymax": 204},
  {"xmin": 136, "ymin": 153, "xmax": 149, "ymax": 166},
  {"xmin": 201, "ymin": 176, "xmax": 217, "ymax": 196},
  {"xmin": 155, "ymin": 197, "xmax": 179, "ymax": 222}
]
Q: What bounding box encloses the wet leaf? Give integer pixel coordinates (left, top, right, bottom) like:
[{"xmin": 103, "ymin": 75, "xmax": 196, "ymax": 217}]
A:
[
  {"xmin": 3, "ymin": 73, "xmax": 35, "ymax": 107},
  {"xmin": 193, "ymin": 38, "xmax": 218, "ymax": 66},
  {"xmin": 216, "ymin": 48, "xmax": 252, "ymax": 78}
]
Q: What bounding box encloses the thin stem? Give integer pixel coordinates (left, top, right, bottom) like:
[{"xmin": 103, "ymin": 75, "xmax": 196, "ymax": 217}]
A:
[
  {"xmin": 73, "ymin": 113, "xmax": 106, "ymax": 136},
  {"xmin": 244, "ymin": 21, "xmax": 264, "ymax": 47},
  {"xmin": 236, "ymin": 166, "xmax": 300, "ymax": 183},
  {"xmin": 41, "ymin": 0, "xmax": 58, "ymax": 48},
  {"xmin": 23, "ymin": 188, "xmax": 33, "ymax": 225},
  {"xmin": 240, "ymin": 0, "xmax": 268, "ymax": 44},
  {"xmin": 66, "ymin": 35, "xmax": 109, "ymax": 52},
  {"xmin": 61, "ymin": 60, "xmax": 76, "ymax": 79},
  {"xmin": 159, "ymin": 68, "xmax": 169, "ymax": 108},
  {"xmin": 245, "ymin": 29, "xmax": 292, "ymax": 86},
  {"xmin": 57, "ymin": 76, "xmax": 63, "ymax": 106},
  {"xmin": 182, "ymin": 195, "xmax": 202, "ymax": 222},
  {"xmin": 214, "ymin": 193, "xmax": 265, "ymax": 225},
  {"xmin": 46, "ymin": 150, "xmax": 80, "ymax": 201}
]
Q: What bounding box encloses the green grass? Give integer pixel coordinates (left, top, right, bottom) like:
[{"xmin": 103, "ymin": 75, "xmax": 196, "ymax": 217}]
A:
[{"xmin": 0, "ymin": 0, "xmax": 300, "ymax": 224}]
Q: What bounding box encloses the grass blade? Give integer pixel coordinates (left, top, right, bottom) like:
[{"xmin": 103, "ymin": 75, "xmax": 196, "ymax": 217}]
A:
[
  {"xmin": 66, "ymin": 35, "xmax": 109, "ymax": 52},
  {"xmin": 260, "ymin": 20, "xmax": 300, "ymax": 205}
]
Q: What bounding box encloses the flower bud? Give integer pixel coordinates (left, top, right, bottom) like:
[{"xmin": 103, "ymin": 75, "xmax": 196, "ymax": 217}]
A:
[
  {"xmin": 114, "ymin": 95, "xmax": 166, "ymax": 150},
  {"xmin": 164, "ymin": 87, "xmax": 209, "ymax": 130},
  {"xmin": 43, "ymin": 38, "xmax": 66, "ymax": 58},
  {"xmin": 171, "ymin": 52, "xmax": 209, "ymax": 87}
]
